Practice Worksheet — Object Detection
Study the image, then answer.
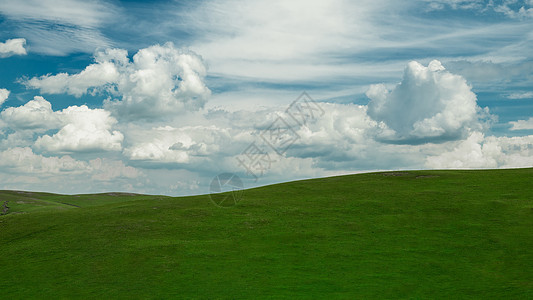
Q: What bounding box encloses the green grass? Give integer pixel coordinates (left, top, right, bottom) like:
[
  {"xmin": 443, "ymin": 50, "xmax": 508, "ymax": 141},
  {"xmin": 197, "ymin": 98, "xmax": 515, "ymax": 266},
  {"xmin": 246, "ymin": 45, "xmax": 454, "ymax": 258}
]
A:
[{"xmin": 1, "ymin": 169, "xmax": 532, "ymax": 299}]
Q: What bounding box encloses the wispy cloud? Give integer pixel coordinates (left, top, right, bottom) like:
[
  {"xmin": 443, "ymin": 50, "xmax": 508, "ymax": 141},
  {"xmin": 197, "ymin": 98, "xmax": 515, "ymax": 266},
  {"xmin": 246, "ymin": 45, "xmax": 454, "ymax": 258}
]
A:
[
  {"xmin": 424, "ymin": 0, "xmax": 533, "ymax": 18},
  {"xmin": 507, "ymin": 91, "xmax": 533, "ymax": 99},
  {"xmin": 0, "ymin": 0, "xmax": 117, "ymax": 55}
]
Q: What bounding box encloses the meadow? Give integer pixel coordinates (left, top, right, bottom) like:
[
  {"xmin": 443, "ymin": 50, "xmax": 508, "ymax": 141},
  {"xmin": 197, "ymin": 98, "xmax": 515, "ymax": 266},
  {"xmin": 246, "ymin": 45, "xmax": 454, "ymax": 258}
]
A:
[{"xmin": 1, "ymin": 169, "xmax": 532, "ymax": 298}]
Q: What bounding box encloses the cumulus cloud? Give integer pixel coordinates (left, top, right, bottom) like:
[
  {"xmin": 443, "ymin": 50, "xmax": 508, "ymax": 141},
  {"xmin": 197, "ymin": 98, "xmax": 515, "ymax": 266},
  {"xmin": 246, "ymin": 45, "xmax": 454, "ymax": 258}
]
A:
[
  {"xmin": 285, "ymin": 103, "xmax": 377, "ymax": 157},
  {"xmin": 509, "ymin": 117, "xmax": 533, "ymax": 130},
  {"xmin": 24, "ymin": 43, "xmax": 211, "ymax": 119},
  {"xmin": 123, "ymin": 125, "xmax": 233, "ymax": 164},
  {"xmin": 0, "ymin": 89, "xmax": 9, "ymax": 106},
  {"xmin": 1, "ymin": 96, "xmax": 62, "ymax": 131},
  {"xmin": 0, "ymin": 38, "xmax": 27, "ymax": 57},
  {"xmin": 426, "ymin": 132, "xmax": 533, "ymax": 168},
  {"xmin": 24, "ymin": 50, "xmax": 124, "ymax": 97},
  {"xmin": 366, "ymin": 60, "xmax": 491, "ymax": 144},
  {"xmin": 35, "ymin": 105, "xmax": 123, "ymax": 153},
  {"xmin": 1, "ymin": 96, "xmax": 123, "ymax": 153},
  {"xmin": 0, "ymin": 147, "xmax": 87, "ymax": 174}
]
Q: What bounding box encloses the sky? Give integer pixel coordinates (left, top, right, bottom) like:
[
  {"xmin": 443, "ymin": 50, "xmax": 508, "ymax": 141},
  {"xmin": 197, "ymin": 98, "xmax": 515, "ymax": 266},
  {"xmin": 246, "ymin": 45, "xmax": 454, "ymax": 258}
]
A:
[{"xmin": 0, "ymin": 0, "xmax": 532, "ymax": 196}]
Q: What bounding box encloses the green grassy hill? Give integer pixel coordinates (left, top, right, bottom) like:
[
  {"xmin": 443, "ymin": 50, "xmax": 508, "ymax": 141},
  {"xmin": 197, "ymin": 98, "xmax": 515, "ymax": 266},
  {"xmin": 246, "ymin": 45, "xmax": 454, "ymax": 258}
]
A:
[{"xmin": 1, "ymin": 169, "xmax": 532, "ymax": 299}]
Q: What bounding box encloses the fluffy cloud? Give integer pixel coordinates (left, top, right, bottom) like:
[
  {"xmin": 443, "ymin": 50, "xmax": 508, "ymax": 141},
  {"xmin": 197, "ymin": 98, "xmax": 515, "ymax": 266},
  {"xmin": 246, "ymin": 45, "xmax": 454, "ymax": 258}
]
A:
[
  {"xmin": 285, "ymin": 103, "xmax": 377, "ymax": 158},
  {"xmin": 24, "ymin": 50, "xmax": 123, "ymax": 97},
  {"xmin": 0, "ymin": 88, "xmax": 9, "ymax": 106},
  {"xmin": 35, "ymin": 105, "xmax": 123, "ymax": 153},
  {"xmin": 1, "ymin": 96, "xmax": 123, "ymax": 152},
  {"xmin": 366, "ymin": 60, "xmax": 490, "ymax": 144},
  {"xmin": 24, "ymin": 43, "xmax": 211, "ymax": 119},
  {"xmin": 0, "ymin": 38, "xmax": 26, "ymax": 57},
  {"xmin": 1, "ymin": 96, "xmax": 62, "ymax": 131},
  {"xmin": 426, "ymin": 132, "xmax": 533, "ymax": 168},
  {"xmin": 0, "ymin": 147, "xmax": 87, "ymax": 174},
  {"xmin": 509, "ymin": 117, "xmax": 533, "ymax": 130},
  {"xmin": 123, "ymin": 125, "xmax": 233, "ymax": 165}
]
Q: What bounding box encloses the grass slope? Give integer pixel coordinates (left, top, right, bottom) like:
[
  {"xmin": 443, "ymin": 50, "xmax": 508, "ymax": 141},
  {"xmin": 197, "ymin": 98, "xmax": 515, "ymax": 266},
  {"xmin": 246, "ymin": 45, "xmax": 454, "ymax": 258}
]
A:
[{"xmin": 1, "ymin": 169, "xmax": 532, "ymax": 299}]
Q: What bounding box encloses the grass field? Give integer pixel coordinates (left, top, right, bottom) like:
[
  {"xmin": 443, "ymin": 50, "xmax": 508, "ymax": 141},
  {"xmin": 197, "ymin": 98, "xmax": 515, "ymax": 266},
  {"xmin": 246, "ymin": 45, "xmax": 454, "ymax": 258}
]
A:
[{"xmin": 1, "ymin": 169, "xmax": 532, "ymax": 299}]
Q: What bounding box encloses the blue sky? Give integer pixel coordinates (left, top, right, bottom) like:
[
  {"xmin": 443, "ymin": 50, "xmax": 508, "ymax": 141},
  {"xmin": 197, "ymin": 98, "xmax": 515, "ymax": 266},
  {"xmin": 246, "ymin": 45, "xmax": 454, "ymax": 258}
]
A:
[{"xmin": 0, "ymin": 0, "xmax": 532, "ymax": 195}]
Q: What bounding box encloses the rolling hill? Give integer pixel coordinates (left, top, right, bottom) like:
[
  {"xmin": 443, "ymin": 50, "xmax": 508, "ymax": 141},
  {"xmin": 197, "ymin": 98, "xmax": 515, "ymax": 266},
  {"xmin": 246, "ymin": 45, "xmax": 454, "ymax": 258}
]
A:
[{"xmin": 1, "ymin": 169, "xmax": 532, "ymax": 298}]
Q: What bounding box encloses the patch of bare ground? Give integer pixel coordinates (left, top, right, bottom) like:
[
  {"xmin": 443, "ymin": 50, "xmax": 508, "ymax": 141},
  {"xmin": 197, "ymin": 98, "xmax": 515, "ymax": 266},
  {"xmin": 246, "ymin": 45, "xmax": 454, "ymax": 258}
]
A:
[
  {"xmin": 380, "ymin": 172, "xmax": 409, "ymax": 177},
  {"xmin": 105, "ymin": 192, "xmax": 139, "ymax": 196}
]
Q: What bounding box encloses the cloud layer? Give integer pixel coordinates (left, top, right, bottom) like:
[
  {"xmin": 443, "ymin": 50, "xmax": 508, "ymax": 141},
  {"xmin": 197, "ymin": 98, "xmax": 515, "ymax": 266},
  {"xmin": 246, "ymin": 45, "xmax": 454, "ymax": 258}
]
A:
[{"xmin": 1, "ymin": 41, "xmax": 532, "ymax": 195}]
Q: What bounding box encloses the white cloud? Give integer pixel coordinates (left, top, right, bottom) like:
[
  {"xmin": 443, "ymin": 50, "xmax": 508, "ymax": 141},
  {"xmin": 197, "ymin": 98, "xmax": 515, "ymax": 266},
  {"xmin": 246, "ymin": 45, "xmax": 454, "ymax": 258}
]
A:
[
  {"xmin": 425, "ymin": 132, "xmax": 499, "ymax": 168},
  {"xmin": 24, "ymin": 50, "xmax": 123, "ymax": 97},
  {"xmin": 24, "ymin": 44, "xmax": 211, "ymax": 119},
  {"xmin": 88, "ymin": 158, "xmax": 140, "ymax": 181},
  {"xmin": 174, "ymin": 0, "xmax": 532, "ymax": 88},
  {"xmin": 424, "ymin": 0, "xmax": 485, "ymax": 11},
  {"xmin": 105, "ymin": 44, "xmax": 211, "ymax": 119},
  {"xmin": 507, "ymin": 91, "xmax": 533, "ymax": 99},
  {"xmin": 1, "ymin": 96, "xmax": 123, "ymax": 153},
  {"xmin": 426, "ymin": 132, "xmax": 533, "ymax": 168},
  {"xmin": 35, "ymin": 105, "xmax": 123, "ymax": 153},
  {"xmin": 0, "ymin": 87, "xmax": 530, "ymax": 195},
  {"xmin": 0, "ymin": 89, "xmax": 9, "ymax": 106},
  {"xmin": 0, "ymin": 147, "xmax": 143, "ymax": 193},
  {"xmin": 123, "ymin": 125, "xmax": 233, "ymax": 164},
  {"xmin": 0, "ymin": 0, "xmax": 115, "ymax": 55},
  {"xmin": 0, "ymin": 147, "xmax": 87, "ymax": 174},
  {"xmin": 1, "ymin": 96, "xmax": 62, "ymax": 131},
  {"xmin": 445, "ymin": 60, "xmax": 533, "ymax": 83},
  {"xmin": 179, "ymin": 0, "xmax": 408, "ymax": 83},
  {"xmin": 0, "ymin": 38, "xmax": 26, "ymax": 57},
  {"xmin": 509, "ymin": 117, "xmax": 533, "ymax": 130},
  {"xmin": 425, "ymin": 0, "xmax": 533, "ymax": 18},
  {"xmin": 366, "ymin": 60, "xmax": 491, "ymax": 144},
  {"xmin": 287, "ymin": 103, "xmax": 377, "ymax": 156},
  {"xmin": 0, "ymin": 0, "xmax": 114, "ymax": 27},
  {"xmin": 494, "ymin": 0, "xmax": 533, "ymax": 18}
]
